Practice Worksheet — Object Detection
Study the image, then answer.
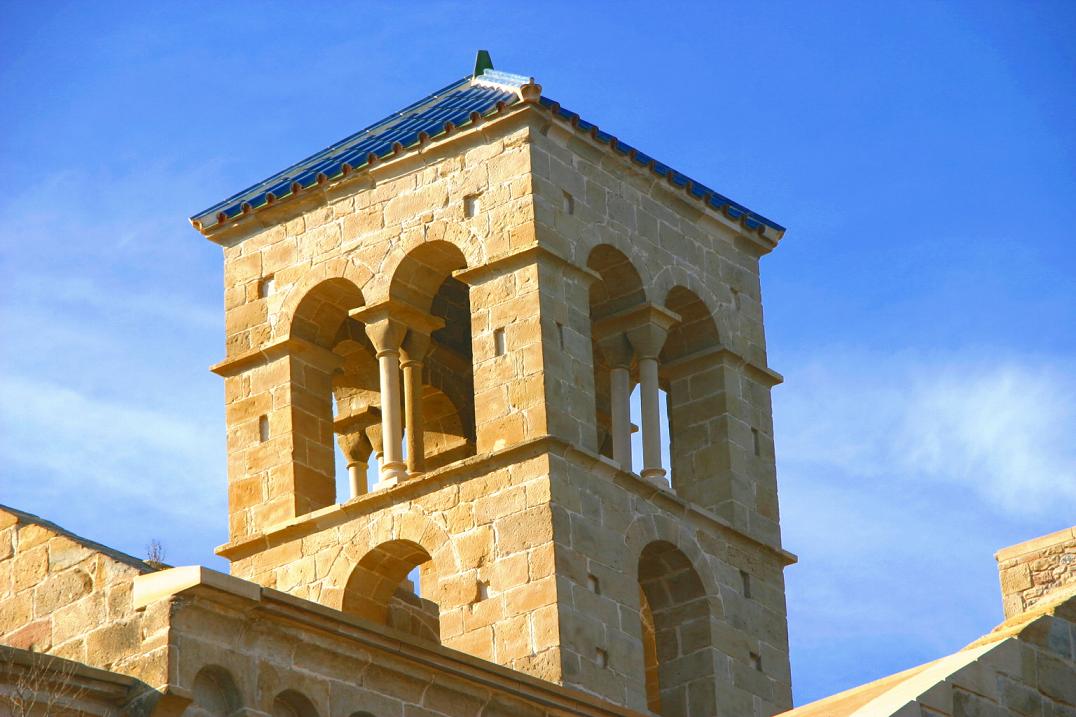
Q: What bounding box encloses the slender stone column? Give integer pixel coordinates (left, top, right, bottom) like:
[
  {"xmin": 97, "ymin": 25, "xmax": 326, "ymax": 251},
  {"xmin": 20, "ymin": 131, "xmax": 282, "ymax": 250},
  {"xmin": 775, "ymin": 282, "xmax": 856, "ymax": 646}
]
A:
[
  {"xmin": 623, "ymin": 306, "xmax": 680, "ymax": 484},
  {"xmin": 400, "ymin": 331, "xmax": 433, "ymax": 475},
  {"xmin": 351, "ymin": 301, "xmax": 444, "ymax": 488},
  {"xmin": 337, "ymin": 431, "xmax": 371, "ymax": 499},
  {"xmin": 597, "ymin": 332, "xmax": 634, "ymax": 471},
  {"xmin": 335, "ymin": 407, "xmax": 380, "ymax": 499},
  {"xmin": 353, "ymin": 313, "xmax": 408, "ymax": 487}
]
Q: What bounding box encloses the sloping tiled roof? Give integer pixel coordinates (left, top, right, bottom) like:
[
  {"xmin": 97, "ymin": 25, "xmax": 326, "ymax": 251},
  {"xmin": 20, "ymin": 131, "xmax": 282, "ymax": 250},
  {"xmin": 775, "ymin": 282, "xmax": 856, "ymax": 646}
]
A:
[{"xmin": 190, "ymin": 59, "xmax": 783, "ymax": 235}]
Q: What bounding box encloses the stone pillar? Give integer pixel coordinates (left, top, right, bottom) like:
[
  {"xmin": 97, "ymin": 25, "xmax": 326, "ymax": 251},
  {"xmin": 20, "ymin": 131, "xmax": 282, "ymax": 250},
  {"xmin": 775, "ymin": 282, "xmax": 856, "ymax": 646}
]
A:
[
  {"xmin": 596, "ymin": 332, "xmax": 634, "ymax": 471},
  {"xmin": 337, "ymin": 431, "xmax": 371, "ymax": 499},
  {"xmin": 351, "ymin": 301, "xmax": 443, "ymax": 488},
  {"xmin": 351, "ymin": 311, "xmax": 407, "ymax": 487},
  {"xmin": 400, "ymin": 319, "xmax": 440, "ymax": 475},
  {"xmin": 335, "ymin": 407, "xmax": 380, "ymax": 500},
  {"xmin": 594, "ymin": 304, "xmax": 679, "ymax": 483},
  {"xmin": 636, "ymin": 356, "xmax": 663, "ymax": 481}
]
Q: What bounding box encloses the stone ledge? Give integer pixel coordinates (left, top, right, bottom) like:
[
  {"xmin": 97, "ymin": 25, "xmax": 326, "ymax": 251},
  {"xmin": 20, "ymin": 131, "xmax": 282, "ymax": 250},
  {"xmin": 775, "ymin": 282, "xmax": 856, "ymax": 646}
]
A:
[
  {"xmin": 215, "ymin": 434, "xmax": 797, "ymax": 566},
  {"xmin": 995, "ymin": 526, "xmax": 1076, "ymax": 562}
]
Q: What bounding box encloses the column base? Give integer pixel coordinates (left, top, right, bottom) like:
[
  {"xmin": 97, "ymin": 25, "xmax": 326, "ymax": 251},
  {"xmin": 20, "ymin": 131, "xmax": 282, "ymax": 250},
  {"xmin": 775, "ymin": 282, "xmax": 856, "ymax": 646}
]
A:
[
  {"xmin": 640, "ymin": 468, "xmax": 670, "ymax": 491},
  {"xmin": 373, "ymin": 462, "xmax": 407, "ymax": 491}
]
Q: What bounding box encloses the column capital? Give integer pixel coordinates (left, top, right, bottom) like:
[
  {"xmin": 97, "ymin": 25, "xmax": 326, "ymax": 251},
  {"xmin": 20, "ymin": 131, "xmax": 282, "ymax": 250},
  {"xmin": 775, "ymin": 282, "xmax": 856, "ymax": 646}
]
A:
[
  {"xmin": 593, "ymin": 304, "xmax": 681, "ymax": 360},
  {"xmin": 595, "ymin": 332, "xmax": 634, "ymax": 370},
  {"xmin": 401, "ymin": 330, "xmax": 434, "ymax": 366},
  {"xmin": 350, "ymin": 300, "xmax": 444, "ymax": 356},
  {"xmin": 336, "ymin": 430, "xmax": 372, "ymax": 465}
]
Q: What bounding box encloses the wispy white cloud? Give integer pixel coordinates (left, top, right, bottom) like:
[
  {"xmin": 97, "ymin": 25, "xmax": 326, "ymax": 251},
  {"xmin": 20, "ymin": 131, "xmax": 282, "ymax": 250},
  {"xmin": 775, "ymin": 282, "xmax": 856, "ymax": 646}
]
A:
[
  {"xmin": 0, "ymin": 373, "xmax": 226, "ymax": 565},
  {"xmin": 775, "ymin": 347, "xmax": 1076, "ymax": 703},
  {"xmin": 777, "ymin": 349, "xmax": 1076, "ymax": 516}
]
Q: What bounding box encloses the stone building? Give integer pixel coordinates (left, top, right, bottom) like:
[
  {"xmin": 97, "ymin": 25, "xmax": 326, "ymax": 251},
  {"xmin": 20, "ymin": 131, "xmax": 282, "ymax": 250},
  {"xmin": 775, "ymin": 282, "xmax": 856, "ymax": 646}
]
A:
[{"xmin": 1, "ymin": 53, "xmax": 1072, "ymax": 717}]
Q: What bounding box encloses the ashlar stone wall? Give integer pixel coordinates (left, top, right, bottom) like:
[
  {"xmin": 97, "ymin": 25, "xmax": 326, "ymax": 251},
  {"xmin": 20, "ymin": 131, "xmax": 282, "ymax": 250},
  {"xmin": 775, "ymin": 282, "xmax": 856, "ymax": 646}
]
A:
[
  {"xmin": 997, "ymin": 526, "xmax": 1076, "ymax": 619},
  {"xmin": 204, "ymin": 96, "xmax": 793, "ymax": 716},
  {"xmin": 0, "ymin": 507, "xmax": 173, "ymax": 695}
]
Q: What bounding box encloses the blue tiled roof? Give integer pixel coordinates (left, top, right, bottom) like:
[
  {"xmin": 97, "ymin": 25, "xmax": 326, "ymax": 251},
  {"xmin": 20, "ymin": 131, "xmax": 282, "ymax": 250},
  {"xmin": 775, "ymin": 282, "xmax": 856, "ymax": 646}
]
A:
[{"xmin": 190, "ymin": 67, "xmax": 783, "ymax": 234}]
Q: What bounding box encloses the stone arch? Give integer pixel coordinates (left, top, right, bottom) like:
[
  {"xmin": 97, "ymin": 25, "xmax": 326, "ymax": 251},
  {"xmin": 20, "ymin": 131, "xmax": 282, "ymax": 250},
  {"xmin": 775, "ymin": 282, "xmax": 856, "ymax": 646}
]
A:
[
  {"xmin": 333, "ymin": 508, "xmax": 456, "ymax": 644},
  {"xmin": 187, "ymin": 665, "xmax": 242, "ymax": 717},
  {"xmin": 272, "ymin": 689, "xmax": 319, "ymax": 717},
  {"xmin": 587, "ymin": 244, "xmax": 648, "ymax": 319},
  {"xmin": 660, "ymin": 282, "xmax": 742, "ymax": 513},
  {"xmin": 388, "ymin": 240, "xmax": 469, "ymax": 313},
  {"xmin": 661, "ymin": 286, "xmax": 721, "ymax": 362},
  {"xmin": 385, "ymin": 240, "xmax": 477, "ymax": 472},
  {"xmin": 290, "ymin": 277, "xmax": 365, "ymax": 348},
  {"xmin": 637, "ymin": 540, "xmax": 717, "ymax": 716},
  {"xmin": 650, "ymin": 264, "xmax": 734, "ymax": 354},
  {"xmin": 342, "ymin": 539, "xmax": 440, "ymax": 642},
  {"xmin": 659, "ymin": 286, "xmax": 727, "ymax": 502},
  {"xmin": 624, "ymin": 515, "xmax": 721, "ymax": 602},
  {"xmin": 284, "ymin": 277, "xmax": 370, "ymax": 506},
  {"xmin": 277, "ymin": 257, "xmax": 368, "ymax": 342},
  {"xmin": 587, "ymin": 244, "xmax": 649, "ymax": 461}
]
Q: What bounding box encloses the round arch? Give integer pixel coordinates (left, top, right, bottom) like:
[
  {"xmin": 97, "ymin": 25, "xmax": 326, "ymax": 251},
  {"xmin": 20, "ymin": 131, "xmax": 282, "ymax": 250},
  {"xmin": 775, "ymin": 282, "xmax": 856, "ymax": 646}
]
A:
[
  {"xmin": 277, "ymin": 257, "xmax": 369, "ymax": 342},
  {"xmin": 637, "ymin": 540, "xmax": 717, "ymax": 716},
  {"xmin": 189, "ymin": 665, "xmax": 243, "ymax": 717},
  {"xmin": 272, "ymin": 689, "xmax": 319, "ymax": 717},
  {"xmin": 586, "ymin": 244, "xmax": 648, "ymax": 319}
]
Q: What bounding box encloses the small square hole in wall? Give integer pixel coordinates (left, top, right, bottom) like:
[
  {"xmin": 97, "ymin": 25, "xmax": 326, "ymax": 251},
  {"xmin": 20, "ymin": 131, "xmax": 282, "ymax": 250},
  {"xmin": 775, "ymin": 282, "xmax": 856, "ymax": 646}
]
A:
[
  {"xmin": 258, "ymin": 275, "xmax": 275, "ymax": 299},
  {"xmin": 258, "ymin": 415, "xmax": 269, "ymax": 443},
  {"xmin": 740, "ymin": 570, "xmax": 752, "ymax": 599},
  {"xmin": 562, "ymin": 191, "xmax": 574, "ymax": 215},
  {"xmin": 586, "ymin": 574, "xmax": 600, "ymax": 594},
  {"xmin": 476, "ymin": 580, "xmax": 489, "ymax": 602},
  {"xmin": 595, "ymin": 648, "xmax": 608, "ymax": 669},
  {"xmin": 493, "ymin": 327, "xmax": 506, "ymax": 357},
  {"xmin": 750, "ymin": 652, "xmax": 762, "ymax": 671},
  {"xmin": 464, "ymin": 194, "xmax": 480, "ymax": 218},
  {"xmin": 751, "ymin": 427, "xmax": 761, "ymax": 457}
]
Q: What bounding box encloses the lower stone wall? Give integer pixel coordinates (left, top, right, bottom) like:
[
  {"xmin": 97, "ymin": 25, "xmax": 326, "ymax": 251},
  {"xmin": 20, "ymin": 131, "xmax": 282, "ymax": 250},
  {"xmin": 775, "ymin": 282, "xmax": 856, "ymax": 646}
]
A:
[
  {"xmin": 157, "ymin": 574, "xmax": 644, "ymax": 717},
  {"xmin": 996, "ymin": 526, "xmax": 1076, "ymax": 618}
]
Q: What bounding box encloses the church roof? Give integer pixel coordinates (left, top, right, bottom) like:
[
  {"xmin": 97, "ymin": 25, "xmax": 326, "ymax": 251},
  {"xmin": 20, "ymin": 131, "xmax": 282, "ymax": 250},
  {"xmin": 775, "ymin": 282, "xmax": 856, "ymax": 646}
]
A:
[{"xmin": 190, "ymin": 54, "xmax": 784, "ymax": 236}]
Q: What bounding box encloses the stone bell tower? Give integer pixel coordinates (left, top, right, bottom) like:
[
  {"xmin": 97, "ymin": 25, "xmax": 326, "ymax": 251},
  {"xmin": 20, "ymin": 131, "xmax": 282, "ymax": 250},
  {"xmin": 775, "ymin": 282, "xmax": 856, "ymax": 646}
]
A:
[{"xmin": 191, "ymin": 53, "xmax": 795, "ymax": 717}]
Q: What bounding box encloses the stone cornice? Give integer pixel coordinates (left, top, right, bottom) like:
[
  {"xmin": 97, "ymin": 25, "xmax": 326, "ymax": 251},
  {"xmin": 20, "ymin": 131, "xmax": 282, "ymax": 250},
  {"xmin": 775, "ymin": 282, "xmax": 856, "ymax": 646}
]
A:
[
  {"xmin": 209, "ymin": 336, "xmax": 341, "ymax": 377},
  {"xmin": 215, "ymin": 434, "xmax": 796, "ymax": 567},
  {"xmin": 660, "ymin": 344, "xmax": 783, "ymax": 386},
  {"xmin": 453, "ymin": 243, "xmax": 601, "ymax": 285}
]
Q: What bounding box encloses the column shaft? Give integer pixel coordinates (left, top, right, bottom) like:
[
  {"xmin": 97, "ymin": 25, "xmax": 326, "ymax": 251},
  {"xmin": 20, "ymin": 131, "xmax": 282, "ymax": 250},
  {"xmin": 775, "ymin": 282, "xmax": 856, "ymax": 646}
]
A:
[
  {"xmin": 377, "ymin": 349, "xmax": 406, "ymax": 484},
  {"xmin": 609, "ymin": 366, "xmax": 632, "ymax": 470},
  {"xmin": 638, "ymin": 357, "xmax": 665, "ymax": 481},
  {"xmin": 402, "ymin": 359, "xmax": 425, "ymax": 474},
  {"xmin": 347, "ymin": 461, "xmax": 367, "ymax": 499}
]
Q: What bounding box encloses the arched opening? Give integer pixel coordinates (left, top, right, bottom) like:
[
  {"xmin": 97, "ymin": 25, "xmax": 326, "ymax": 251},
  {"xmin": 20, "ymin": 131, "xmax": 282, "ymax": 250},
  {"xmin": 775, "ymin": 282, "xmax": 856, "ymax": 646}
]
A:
[
  {"xmin": 342, "ymin": 539, "xmax": 440, "ymax": 643},
  {"xmin": 329, "ymin": 320, "xmax": 381, "ymax": 499},
  {"xmin": 271, "ymin": 690, "xmax": 319, "ymax": 717},
  {"xmin": 660, "ymin": 286, "xmax": 725, "ymax": 506},
  {"xmin": 587, "ymin": 245, "xmax": 646, "ymax": 466},
  {"xmin": 638, "ymin": 541, "xmax": 716, "ymax": 716},
  {"xmin": 188, "ymin": 666, "xmax": 242, "ymax": 717},
  {"xmin": 388, "ymin": 241, "xmax": 476, "ymax": 473},
  {"xmin": 289, "ymin": 278, "xmax": 366, "ymax": 512}
]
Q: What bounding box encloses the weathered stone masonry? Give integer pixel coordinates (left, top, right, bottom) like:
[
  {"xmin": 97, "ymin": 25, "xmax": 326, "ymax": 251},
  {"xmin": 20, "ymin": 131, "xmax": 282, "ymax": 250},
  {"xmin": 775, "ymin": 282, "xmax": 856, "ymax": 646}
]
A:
[{"xmin": 203, "ymin": 66, "xmax": 794, "ymax": 717}]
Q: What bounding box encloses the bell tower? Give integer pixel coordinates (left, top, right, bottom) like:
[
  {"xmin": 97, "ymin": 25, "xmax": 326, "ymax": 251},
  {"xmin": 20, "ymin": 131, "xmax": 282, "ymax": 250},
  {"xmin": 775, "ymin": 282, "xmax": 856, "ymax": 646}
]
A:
[{"xmin": 193, "ymin": 55, "xmax": 795, "ymax": 717}]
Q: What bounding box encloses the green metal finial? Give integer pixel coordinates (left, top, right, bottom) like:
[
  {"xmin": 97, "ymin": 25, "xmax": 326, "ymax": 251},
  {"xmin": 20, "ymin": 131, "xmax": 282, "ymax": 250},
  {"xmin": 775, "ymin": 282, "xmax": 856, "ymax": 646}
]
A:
[{"xmin": 473, "ymin": 50, "xmax": 494, "ymax": 78}]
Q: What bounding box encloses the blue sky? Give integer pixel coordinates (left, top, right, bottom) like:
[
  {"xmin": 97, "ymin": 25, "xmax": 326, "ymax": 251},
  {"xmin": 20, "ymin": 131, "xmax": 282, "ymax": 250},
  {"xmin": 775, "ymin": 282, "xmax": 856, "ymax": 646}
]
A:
[{"xmin": 1, "ymin": 1, "xmax": 1073, "ymax": 707}]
